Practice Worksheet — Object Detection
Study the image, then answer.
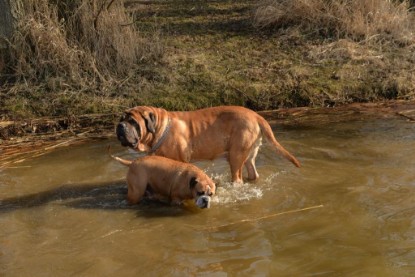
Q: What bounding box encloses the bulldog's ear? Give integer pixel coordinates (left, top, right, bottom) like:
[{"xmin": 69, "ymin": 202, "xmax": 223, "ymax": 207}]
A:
[
  {"xmin": 142, "ymin": 111, "xmax": 156, "ymax": 134},
  {"xmin": 189, "ymin": 177, "xmax": 198, "ymax": 189}
]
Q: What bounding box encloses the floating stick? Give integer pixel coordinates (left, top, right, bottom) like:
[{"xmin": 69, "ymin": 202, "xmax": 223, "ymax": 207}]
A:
[{"xmin": 202, "ymin": 204, "xmax": 324, "ymax": 231}]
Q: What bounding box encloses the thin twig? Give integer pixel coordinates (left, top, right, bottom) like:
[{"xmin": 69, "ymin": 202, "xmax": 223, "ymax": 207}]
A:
[
  {"xmin": 3, "ymin": 166, "xmax": 32, "ymax": 169},
  {"xmin": 201, "ymin": 204, "xmax": 324, "ymax": 231},
  {"xmin": 94, "ymin": 0, "xmax": 118, "ymax": 29},
  {"xmin": 94, "ymin": 1, "xmax": 108, "ymax": 30},
  {"xmin": 43, "ymin": 138, "xmax": 78, "ymax": 151},
  {"xmin": 396, "ymin": 111, "xmax": 415, "ymax": 122},
  {"xmin": 106, "ymin": 0, "xmax": 117, "ymax": 10}
]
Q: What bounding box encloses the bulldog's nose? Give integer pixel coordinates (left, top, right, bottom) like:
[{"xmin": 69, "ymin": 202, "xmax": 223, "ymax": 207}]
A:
[
  {"xmin": 201, "ymin": 196, "xmax": 211, "ymax": 208},
  {"xmin": 116, "ymin": 122, "xmax": 126, "ymax": 137},
  {"xmin": 117, "ymin": 122, "xmax": 126, "ymax": 131},
  {"xmin": 116, "ymin": 122, "xmax": 128, "ymax": 146}
]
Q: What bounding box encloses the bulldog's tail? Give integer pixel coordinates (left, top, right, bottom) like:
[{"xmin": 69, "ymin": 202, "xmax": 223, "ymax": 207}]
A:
[
  {"xmin": 257, "ymin": 116, "xmax": 301, "ymax": 168},
  {"xmin": 107, "ymin": 145, "xmax": 133, "ymax": 166}
]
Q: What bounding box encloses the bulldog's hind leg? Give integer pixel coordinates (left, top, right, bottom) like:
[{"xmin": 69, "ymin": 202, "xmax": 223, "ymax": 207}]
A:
[
  {"xmin": 127, "ymin": 185, "xmax": 144, "ymax": 204},
  {"xmin": 244, "ymin": 137, "xmax": 262, "ymax": 181},
  {"xmin": 229, "ymin": 159, "xmax": 243, "ymax": 183},
  {"xmin": 126, "ymin": 175, "xmax": 146, "ymax": 204},
  {"xmin": 229, "ymin": 147, "xmax": 251, "ymax": 183},
  {"xmin": 244, "ymin": 143, "xmax": 260, "ymax": 181}
]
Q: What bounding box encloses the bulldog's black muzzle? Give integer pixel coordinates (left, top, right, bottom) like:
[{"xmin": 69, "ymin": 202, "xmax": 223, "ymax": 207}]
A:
[
  {"xmin": 196, "ymin": 195, "xmax": 211, "ymax": 209},
  {"xmin": 116, "ymin": 122, "xmax": 137, "ymax": 148}
]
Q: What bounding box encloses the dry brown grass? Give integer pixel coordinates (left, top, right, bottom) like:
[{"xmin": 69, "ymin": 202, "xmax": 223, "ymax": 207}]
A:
[
  {"xmin": 1, "ymin": 0, "xmax": 414, "ymax": 121},
  {"xmin": 254, "ymin": 0, "xmax": 415, "ymax": 45},
  {"xmin": 5, "ymin": 0, "xmax": 162, "ymax": 94}
]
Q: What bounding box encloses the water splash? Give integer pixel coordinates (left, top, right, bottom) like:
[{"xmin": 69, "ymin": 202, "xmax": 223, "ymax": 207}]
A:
[{"xmin": 208, "ymin": 173, "xmax": 264, "ymax": 205}]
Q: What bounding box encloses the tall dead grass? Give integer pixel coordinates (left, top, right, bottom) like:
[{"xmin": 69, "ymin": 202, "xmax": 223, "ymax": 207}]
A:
[
  {"xmin": 5, "ymin": 0, "xmax": 162, "ymax": 93},
  {"xmin": 254, "ymin": 0, "xmax": 415, "ymax": 45}
]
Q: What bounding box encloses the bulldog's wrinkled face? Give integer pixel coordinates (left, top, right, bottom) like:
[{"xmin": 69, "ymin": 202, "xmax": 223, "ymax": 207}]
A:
[
  {"xmin": 190, "ymin": 176, "xmax": 216, "ymax": 209},
  {"xmin": 116, "ymin": 108, "xmax": 156, "ymax": 151},
  {"xmin": 116, "ymin": 113, "xmax": 142, "ymax": 149}
]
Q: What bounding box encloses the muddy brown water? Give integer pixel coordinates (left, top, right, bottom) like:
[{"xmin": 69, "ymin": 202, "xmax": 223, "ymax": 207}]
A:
[{"xmin": 1, "ymin": 115, "xmax": 415, "ymax": 276}]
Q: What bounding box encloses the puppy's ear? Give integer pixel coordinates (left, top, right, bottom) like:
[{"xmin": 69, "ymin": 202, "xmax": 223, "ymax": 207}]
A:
[
  {"xmin": 142, "ymin": 111, "xmax": 156, "ymax": 134},
  {"xmin": 189, "ymin": 177, "xmax": 198, "ymax": 189}
]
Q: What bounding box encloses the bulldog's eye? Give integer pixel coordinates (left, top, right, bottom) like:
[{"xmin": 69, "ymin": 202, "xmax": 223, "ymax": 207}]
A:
[
  {"xmin": 208, "ymin": 192, "xmax": 213, "ymax": 197},
  {"xmin": 128, "ymin": 118, "xmax": 137, "ymax": 125}
]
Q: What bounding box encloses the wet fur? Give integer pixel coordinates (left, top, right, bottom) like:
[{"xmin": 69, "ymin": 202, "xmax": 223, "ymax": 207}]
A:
[{"xmin": 109, "ymin": 149, "xmax": 215, "ymax": 208}]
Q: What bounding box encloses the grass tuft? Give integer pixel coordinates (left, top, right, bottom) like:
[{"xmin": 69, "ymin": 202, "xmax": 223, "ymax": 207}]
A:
[{"xmin": 254, "ymin": 0, "xmax": 415, "ymax": 45}]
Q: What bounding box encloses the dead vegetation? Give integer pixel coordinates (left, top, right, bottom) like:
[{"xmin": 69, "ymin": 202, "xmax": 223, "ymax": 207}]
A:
[
  {"xmin": 0, "ymin": 112, "xmax": 117, "ymax": 168},
  {"xmin": 1, "ymin": 0, "xmax": 415, "ymax": 149},
  {"xmin": 10, "ymin": 0, "xmax": 162, "ymax": 85},
  {"xmin": 1, "ymin": 0, "xmax": 163, "ymax": 117},
  {"xmin": 254, "ymin": 0, "xmax": 415, "ymax": 45},
  {"xmin": 249, "ymin": 0, "xmax": 415, "ymax": 107}
]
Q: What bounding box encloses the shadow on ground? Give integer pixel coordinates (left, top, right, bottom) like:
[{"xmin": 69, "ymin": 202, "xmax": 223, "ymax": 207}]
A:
[
  {"xmin": 130, "ymin": 0, "xmax": 256, "ymax": 37},
  {"xmin": 0, "ymin": 181, "xmax": 198, "ymax": 217}
]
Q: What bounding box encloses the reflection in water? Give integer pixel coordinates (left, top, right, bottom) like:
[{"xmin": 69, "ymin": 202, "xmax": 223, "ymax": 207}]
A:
[{"xmin": 1, "ymin": 118, "xmax": 415, "ymax": 276}]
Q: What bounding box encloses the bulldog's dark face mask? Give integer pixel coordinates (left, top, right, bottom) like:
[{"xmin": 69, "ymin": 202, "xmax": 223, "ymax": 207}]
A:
[{"xmin": 116, "ymin": 114, "xmax": 141, "ymax": 149}]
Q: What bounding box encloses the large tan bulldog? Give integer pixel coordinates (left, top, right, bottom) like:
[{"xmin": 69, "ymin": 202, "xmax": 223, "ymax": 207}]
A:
[
  {"xmin": 116, "ymin": 106, "xmax": 300, "ymax": 183},
  {"xmin": 111, "ymin": 154, "xmax": 216, "ymax": 208}
]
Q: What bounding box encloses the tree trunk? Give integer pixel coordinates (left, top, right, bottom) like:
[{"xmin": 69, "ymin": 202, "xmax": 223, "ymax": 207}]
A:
[
  {"xmin": 0, "ymin": 0, "xmax": 23, "ymax": 71},
  {"xmin": 0, "ymin": 0, "xmax": 14, "ymax": 71},
  {"xmin": 0, "ymin": 0, "xmax": 13, "ymax": 48}
]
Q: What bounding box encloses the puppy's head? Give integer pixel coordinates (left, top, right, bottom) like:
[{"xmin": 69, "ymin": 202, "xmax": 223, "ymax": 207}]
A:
[
  {"xmin": 116, "ymin": 107, "xmax": 156, "ymax": 151},
  {"xmin": 189, "ymin": 176, "xmax": 216, "ymax": 209}
]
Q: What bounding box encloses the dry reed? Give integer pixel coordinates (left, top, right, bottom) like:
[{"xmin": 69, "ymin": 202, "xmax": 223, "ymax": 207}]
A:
[
  {"xmin": 5, "ymin": 0, "xmax": 162, "ymax": 93},
  {"xmin": 254, "ymin": 0, "xmax": 415, "ymax": 45}
]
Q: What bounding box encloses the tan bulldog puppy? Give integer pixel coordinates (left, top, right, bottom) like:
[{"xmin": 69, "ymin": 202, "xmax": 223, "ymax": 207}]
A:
[
  {"xmin": 111, "ymin": 154, "xmax": 215, "ymax": 208},
  {"xmin": 116, "ymin": 105, "xmax": 300, "ymax": 183}
]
